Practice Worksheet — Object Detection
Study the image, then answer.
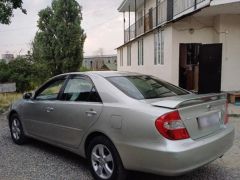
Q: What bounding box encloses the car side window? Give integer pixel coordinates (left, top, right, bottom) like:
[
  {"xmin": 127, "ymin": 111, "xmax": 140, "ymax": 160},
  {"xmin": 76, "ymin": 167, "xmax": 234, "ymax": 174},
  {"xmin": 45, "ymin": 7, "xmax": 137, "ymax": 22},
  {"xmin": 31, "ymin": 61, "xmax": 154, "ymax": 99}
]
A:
[
  {"xmin": 61, "ymin": 78, "xmax": 101, "ymax": 102},
  {"xmin": 88, "ymin": 86, "xmax": 102, "ymax": 102},
  {"xmin": 35, "ymin": 79, "xmax": 65, "ymax": 101}
]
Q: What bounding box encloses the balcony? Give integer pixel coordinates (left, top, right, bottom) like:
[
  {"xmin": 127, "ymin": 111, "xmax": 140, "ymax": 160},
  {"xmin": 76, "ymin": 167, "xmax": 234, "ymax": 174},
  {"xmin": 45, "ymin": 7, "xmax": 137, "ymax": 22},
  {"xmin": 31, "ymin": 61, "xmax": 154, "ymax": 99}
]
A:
[
  {"xmin": 124, "ymin": 0, "xmax": 167, "ymax": 43},
  {"xmin": 173, "ymin": 0, "xmax": 208, "ymax": 18},
  {"xmin": 123, "ymin": 0, "xmax": 209, "ymax": 43}
]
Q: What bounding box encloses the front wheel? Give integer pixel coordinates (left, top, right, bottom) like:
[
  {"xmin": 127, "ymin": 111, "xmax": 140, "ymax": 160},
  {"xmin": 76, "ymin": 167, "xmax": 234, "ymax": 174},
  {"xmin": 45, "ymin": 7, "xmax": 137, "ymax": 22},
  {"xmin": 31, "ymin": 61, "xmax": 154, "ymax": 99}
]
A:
[
  {"xmin": 87, "ymin": 136, "xmax": 126, "ymax": 180},
  {"xmin": 9, "ymin": 114, "xmax": 27, "ymax": 145}
]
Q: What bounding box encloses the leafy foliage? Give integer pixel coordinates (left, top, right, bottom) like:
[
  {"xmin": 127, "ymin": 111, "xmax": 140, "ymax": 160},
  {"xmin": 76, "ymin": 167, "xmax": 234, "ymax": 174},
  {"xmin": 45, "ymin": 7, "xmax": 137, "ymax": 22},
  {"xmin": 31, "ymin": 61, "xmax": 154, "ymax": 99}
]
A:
[
  {"xmin": 0, "ymin": 0, "xmax": 26, "ymax": 24},
  {"xmin": 0, "ymin": 57, "xmax": 47, "ymax": 93},
  {"xmin": 79, "ymin": 66, "xmax": 90, "ymax": 72},
  {"xmin": 0, "ymin": 61, "xmax": 10, "ymax": 82},
  {"xmin": 32, "ymin": 0, "xmax": 86, "ymax": 76},
  {"xmin": 7, "ymin": 58, "xmax": 35, "ymax": 92}
]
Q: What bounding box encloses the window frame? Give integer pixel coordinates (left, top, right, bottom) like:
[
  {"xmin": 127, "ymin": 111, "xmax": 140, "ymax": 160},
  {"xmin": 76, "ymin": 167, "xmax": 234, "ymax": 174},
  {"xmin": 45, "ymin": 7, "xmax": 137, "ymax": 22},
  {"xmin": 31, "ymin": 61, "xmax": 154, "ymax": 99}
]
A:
[
  {"xmin": 154, "ymin": 29, "xmax": 164, "ymax": 65},
  {"xmin": 59, "ymin": 74, "xmax": 102, "ymax": 103},
  {"xmin": 120, "ymin": 48, "xmax": 123, "ymax": 66},
  {"xmin": 127, "ymin": 44, "xmax": 131, "ymax": 66},
  {"xmin": 138, "ymin": 38, "xmax": 144, "ymax": 66},
  {"xmin": 33, "ymin": 75, "xmax": 68, "ymax": 101}
]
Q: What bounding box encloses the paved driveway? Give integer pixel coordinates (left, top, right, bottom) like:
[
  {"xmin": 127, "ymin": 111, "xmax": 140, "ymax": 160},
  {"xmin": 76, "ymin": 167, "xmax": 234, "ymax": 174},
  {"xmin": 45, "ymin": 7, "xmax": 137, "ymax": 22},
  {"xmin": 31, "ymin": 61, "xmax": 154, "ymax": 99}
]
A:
[{"xmin": 0, "ymin": 113, "xmax": 239, "ymax": 180}]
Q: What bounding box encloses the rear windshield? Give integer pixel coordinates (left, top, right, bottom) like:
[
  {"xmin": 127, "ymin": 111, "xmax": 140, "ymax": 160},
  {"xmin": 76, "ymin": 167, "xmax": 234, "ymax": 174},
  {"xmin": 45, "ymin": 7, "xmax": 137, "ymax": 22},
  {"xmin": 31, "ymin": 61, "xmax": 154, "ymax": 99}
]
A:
[{"xmin": 107, "ymin": 76, "xmax": 189, "ymax": 100}]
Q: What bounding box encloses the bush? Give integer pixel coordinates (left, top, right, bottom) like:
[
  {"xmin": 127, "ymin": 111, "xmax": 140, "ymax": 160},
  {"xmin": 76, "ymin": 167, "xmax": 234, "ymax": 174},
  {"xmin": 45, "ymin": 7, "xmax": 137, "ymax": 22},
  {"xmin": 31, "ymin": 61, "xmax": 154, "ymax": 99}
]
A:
[
  {"xmin": 79, "ymin": 66, "xmax": 90, "ymax": 72},
  {"xmin": 0, "ymin": 58, "xmax": 48, "ymax": 93},
  {"xmin": 0, "ymin": 61, "xmax": 11, "ymax": 82},
  {"xmin": 7, "ymin": 58, "xmax": 35, "ymax": 92}
]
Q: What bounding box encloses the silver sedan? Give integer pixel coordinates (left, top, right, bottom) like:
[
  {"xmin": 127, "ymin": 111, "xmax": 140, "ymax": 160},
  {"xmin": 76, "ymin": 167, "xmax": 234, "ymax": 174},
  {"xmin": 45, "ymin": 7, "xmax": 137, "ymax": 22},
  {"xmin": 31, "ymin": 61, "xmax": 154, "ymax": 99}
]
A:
[{"xmin": 8, "ymin": 71, "xmax": 234, "ymax": 180}]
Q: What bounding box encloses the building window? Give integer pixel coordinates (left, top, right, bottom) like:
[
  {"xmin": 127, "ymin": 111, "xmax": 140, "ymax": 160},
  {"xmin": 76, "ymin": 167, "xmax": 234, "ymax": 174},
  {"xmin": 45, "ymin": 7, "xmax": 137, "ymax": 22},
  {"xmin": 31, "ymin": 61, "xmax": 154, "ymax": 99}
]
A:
[
  {"xmin": 138, "ymin": 39, "xmax": 144, "ymax": 66},
  {"xmin": 120, "ymin": 48, "xmax": 123, "ymax": 66},
  {"xmin": 154, "ymin": 29, "xmax": 164, "ymax": 65},
  {"xmin": 127, "ymin": 45, "xmax": 131, "ymax": 66}
]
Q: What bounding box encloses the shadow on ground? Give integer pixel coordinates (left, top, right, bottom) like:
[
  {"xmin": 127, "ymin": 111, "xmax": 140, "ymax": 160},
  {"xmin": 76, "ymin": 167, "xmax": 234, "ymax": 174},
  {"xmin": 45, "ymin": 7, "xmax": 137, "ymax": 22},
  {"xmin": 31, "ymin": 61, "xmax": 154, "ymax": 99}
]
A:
[{"xmin": 25, "ymin": 138, "xmax": 237, "ymax": 180}]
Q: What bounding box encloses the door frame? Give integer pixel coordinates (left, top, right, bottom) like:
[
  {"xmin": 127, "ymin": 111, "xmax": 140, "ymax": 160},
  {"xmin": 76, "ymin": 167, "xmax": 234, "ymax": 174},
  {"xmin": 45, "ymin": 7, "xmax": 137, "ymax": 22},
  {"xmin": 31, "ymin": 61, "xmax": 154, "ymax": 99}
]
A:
[{"xmin": 179, "ymin": 43, "xmax": 223, "ymax": 93}]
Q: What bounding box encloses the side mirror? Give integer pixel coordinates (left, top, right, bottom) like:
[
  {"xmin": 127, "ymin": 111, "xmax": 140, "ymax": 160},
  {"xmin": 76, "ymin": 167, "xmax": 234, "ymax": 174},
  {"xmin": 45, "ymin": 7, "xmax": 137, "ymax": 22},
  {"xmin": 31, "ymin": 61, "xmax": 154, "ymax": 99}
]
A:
[{"xmin": 23, "ymin": 92, "xmax": 32, "ymax": 100}]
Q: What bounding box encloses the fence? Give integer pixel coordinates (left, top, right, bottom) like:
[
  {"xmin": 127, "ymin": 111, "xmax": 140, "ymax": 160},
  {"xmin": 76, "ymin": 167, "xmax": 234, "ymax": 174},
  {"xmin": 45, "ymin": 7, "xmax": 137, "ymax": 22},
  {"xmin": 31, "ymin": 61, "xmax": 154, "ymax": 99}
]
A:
[
  {"xmin": 124, "ymin": 0, "xmax": 167, "ymax": 43},
  {"xmin": 0, "ymin": 83, "xmax": 16, "ymax": 93}
]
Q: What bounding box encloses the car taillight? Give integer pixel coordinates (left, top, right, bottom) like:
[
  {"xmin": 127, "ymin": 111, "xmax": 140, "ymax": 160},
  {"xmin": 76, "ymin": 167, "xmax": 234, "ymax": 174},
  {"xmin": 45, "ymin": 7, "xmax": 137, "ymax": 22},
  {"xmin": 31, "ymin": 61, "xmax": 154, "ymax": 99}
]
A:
[
  {"xmin": 155, "ymin": 111, "xmax": 190, "ymax": 140},
  {"xmin": 224, "ymin": 102, "xmax": 229, "ymax": 124}
]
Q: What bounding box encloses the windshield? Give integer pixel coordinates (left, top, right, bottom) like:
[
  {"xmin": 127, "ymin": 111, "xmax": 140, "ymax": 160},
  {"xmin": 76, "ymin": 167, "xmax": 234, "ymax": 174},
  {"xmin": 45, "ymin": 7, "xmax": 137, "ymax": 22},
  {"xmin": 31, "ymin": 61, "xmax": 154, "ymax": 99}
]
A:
[{"xmin": 107, "ymin": 76, "xmax": 189, "ymax": 100}]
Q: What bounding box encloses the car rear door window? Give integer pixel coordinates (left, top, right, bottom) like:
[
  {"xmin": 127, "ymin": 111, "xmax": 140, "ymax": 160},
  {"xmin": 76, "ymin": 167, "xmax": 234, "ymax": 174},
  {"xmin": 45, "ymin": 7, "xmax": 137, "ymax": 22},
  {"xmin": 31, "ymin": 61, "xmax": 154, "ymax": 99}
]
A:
[{"xmin": 62, "ymin": 77, "xmax": 101, "ymax": 102}]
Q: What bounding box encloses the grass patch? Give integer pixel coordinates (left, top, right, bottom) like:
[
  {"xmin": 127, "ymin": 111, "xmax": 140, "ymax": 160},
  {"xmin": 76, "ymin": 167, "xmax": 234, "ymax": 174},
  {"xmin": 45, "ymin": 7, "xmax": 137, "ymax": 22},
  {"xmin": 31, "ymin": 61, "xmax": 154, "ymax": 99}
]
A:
[{"xmin": 0, "ymin": 93, "xmax": 22, "ymax": 113}]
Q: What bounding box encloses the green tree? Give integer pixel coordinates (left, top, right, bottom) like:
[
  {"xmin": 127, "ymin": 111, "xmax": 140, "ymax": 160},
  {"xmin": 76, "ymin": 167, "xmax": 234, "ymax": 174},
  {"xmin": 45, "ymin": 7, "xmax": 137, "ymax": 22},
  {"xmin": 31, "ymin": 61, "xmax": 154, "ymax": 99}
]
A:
[
  {"xmin": 8, "ymin": 58, "xmax": 35, "ymax": 92},
  {"xmin": 32, "ymin": 0, "xmax": 86, "ymax": 76},
  {"xmin": 0, "ymin": 0, "xmax": 26, "ymax": 24},
  {"xmin": 0, "ymin": 61, "xmax": 11, "ymax": 82},
  {"xmin": 0, "ymin": 56, "xmax": 48, "ymax": 92}
]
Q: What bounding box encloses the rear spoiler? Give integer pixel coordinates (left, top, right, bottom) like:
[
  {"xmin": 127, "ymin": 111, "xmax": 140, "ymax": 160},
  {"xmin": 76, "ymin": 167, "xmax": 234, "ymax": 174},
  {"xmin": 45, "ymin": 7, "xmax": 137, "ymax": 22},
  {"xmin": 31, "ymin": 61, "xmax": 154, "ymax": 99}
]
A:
[{"xmin": 151, "ymin": 93, "xmax": 227, "ymax": 109}]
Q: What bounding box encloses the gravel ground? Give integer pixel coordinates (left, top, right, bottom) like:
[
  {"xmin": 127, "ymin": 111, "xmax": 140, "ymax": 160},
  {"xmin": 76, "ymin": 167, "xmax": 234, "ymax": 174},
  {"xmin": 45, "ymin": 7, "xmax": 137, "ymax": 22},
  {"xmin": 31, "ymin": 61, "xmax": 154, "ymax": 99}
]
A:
[{"xmin": 0, "ymin": 113, "xmax": 239, "ymax": 180}]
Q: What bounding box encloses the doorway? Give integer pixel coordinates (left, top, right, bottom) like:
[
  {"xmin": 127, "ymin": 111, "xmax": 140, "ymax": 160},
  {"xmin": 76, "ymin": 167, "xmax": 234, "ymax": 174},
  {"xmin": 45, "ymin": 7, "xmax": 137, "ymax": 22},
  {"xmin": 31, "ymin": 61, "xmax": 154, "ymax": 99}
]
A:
[{"xmin": 179, "ymin": 43, "xmax": 222, "ymax": 94}]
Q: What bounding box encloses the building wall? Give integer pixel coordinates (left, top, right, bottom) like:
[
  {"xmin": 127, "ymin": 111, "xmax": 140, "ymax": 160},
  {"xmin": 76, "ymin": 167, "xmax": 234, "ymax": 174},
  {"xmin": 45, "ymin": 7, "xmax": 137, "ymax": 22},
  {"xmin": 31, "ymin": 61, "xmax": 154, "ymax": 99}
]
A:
[
  {"xmin": 171, "ymin": 14, "xmax": 240, "ymax": 91},
  {"xmin": 211, "ymin": 0, "xmax": 240, "ymax": 6},
  {"xmin": 171, "ymin": 16, "xmax": 219, "ymax": 85},
  {"xmin": 83, "ymin": 56, "xmax": 117, "ymax": 70},
  {"xmin": 118, "ymin": 26, "xmax": 173, "ymax": 82},
  {"xmin": 118, "ymin": 14, "xmax": 240, "ymax": 91},
  {"xmin": 218, "ymin": 14, "xmax": 240, "ymax": 91},
  {"xmin": 1, "ymin": 53, "xmax": 14, "ymax": 64}
]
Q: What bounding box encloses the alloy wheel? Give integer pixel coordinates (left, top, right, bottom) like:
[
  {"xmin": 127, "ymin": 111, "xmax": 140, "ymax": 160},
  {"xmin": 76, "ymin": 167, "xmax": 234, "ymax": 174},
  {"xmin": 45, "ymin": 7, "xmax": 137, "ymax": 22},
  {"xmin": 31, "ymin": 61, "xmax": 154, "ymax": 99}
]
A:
[
  {"xmin": 11, "ymin": 118, "xmax": 21, "ymax": 140},
  {"xmin": 91, "ymin": 144, "xmax": 114, "ymax": 179}
]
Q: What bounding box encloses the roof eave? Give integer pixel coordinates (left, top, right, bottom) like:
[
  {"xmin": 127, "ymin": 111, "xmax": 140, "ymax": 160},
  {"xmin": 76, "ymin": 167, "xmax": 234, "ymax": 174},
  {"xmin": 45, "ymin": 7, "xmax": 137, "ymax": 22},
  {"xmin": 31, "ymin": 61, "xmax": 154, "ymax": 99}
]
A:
[{"xmin": 118, "ymin": 0, "xmax": 128, "ymax": 12}]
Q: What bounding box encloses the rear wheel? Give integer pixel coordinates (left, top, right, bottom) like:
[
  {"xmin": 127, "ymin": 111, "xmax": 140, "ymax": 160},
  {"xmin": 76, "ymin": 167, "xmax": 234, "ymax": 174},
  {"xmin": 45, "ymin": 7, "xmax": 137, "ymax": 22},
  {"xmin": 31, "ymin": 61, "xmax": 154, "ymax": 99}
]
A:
[
  {"xmin": 10, "ymin": 114, "xmax": 27, "ymax": 145},
  {"xmin": 87, "ymin": 136, "xmax": 126, "ymax": 180}
]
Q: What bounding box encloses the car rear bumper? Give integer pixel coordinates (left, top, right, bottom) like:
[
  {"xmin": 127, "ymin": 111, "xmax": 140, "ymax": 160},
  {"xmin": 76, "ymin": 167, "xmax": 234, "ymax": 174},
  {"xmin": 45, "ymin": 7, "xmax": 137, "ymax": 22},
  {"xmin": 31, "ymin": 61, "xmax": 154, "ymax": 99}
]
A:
[{"xmin": 117, "ymin": 125, "xmax": 234, "ymax": 176}]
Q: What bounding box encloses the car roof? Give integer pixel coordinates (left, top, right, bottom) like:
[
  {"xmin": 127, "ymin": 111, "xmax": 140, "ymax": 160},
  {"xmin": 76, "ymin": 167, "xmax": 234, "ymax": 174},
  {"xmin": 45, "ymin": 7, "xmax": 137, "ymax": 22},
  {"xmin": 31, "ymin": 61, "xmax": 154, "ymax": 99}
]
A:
[{"xmin": 55, "ymin": 71, "xmax": 142, "ymax": 78}]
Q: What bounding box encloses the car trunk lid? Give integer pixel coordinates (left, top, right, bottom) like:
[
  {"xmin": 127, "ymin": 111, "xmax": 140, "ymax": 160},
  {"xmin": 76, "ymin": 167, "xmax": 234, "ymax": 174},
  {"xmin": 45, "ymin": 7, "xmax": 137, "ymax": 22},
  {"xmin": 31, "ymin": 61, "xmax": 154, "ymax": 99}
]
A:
[{"xmin": 147, "ymin": 93, "xmax": 227, "ymax": 140}]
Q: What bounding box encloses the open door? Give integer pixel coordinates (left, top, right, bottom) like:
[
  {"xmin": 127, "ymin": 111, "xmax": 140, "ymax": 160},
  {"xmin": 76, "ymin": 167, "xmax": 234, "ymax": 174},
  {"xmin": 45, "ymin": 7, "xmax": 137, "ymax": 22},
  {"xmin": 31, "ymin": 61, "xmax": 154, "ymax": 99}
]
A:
[
  {"xmin": 179, "ymin": 43, "xmax": 201, "ymax": 92},
  {"xmin": 198, "ymin": 44, "xmax": 222, "ymax": 94},
  {"xmin": 179, "ymin": 43, "xmax": 222, "ymax": 94}
]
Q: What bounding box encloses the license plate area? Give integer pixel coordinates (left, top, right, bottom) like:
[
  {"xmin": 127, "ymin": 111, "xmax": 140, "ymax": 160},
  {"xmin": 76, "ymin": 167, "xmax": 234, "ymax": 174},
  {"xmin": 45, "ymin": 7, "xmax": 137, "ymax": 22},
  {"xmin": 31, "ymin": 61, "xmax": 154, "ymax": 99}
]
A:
[{"xmin": 197, "ymin": 112, "xmax": 220, "ymax": 129}]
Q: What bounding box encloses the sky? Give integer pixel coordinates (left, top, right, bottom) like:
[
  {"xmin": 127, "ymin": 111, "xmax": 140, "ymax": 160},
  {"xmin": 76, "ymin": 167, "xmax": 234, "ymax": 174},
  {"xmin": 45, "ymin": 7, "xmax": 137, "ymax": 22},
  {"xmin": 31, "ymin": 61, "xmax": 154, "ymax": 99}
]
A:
[{"xmin": 0, "ymin": 0, "xmax": 124, "ymax": 57}]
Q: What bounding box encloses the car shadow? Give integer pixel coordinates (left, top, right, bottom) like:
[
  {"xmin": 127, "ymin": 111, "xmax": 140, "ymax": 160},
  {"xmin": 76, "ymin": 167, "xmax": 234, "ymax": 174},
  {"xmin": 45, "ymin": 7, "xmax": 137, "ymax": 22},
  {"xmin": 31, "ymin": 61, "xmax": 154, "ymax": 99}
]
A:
[
  {"xmin": 26, "ymin": 138, "xmax": 89, "ymax": 167},
  {"xmin": 127, "ymin": 163, "xmax": 230, "ymax": 180},
  {"xmin": 21, "ymin": 138, "xmax": 232, "ymax": 180}
]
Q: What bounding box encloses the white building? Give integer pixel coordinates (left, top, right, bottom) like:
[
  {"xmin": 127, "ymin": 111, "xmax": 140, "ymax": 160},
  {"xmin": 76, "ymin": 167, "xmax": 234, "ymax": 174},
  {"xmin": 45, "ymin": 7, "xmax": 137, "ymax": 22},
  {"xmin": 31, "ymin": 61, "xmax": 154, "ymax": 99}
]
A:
[
  {"xmin": 83, "ymin": 55, "xmax": 117, "ymax": 71},
  {"xmin": 117, "ymin": 0, "xmax": 240, "ymax": 93},
  {"xmin": 1, "ymin": 53, "xmax": 14, "ymax": 63}
]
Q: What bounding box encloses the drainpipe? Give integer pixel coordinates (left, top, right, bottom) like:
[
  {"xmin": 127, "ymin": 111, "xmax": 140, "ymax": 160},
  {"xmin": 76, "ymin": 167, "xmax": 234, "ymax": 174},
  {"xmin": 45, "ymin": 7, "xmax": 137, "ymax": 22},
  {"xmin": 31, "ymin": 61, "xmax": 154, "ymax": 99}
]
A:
[
  {"xmin": 144, "ymin": 0, "xmax": 146, "ymax": 33},
  {"xmin": 135, "ymin": 0, "xmax": 137, "ymax": 37},
  {"xmin": 129, "ymin": 5, "xmax": 131, "ymax": 41},
  {"xmin": 123, "ymin": 11, "xmax": 126, "ymax": 43},
  {"xmin": 156, "ymin": 0, "xmax": 158, "ymax": 26}
]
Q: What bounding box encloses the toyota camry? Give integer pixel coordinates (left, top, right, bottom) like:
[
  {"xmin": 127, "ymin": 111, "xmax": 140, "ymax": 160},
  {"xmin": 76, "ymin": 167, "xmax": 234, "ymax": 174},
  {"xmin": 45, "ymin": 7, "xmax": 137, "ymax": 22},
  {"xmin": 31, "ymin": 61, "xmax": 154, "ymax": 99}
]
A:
[{"xmin": 8, "ymin": 71, "xmax": 234, "ymax": 180}]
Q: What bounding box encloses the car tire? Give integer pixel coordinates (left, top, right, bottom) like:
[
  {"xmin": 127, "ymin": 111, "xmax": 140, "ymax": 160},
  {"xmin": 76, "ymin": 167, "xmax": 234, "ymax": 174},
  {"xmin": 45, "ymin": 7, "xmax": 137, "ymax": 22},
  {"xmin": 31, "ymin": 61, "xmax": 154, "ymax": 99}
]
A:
[
  {"xmin": 87, "ymin": 136, "xmax": 127, "ymax": 180},
  {"xmin": 9, "ymin": 114, "xmax": 27, "ymax": 145}
]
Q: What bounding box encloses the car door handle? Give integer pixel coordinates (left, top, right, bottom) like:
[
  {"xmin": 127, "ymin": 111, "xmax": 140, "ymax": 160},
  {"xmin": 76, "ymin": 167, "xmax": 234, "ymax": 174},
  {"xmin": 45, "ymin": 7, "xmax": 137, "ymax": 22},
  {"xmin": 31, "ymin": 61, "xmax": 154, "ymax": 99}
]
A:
[
  {"xmin": 85, "ymin": 110, "xmax": 97, "ymax": 116},
  {"xmin": 45, "ymin": 107, "xmax": 54, "ymax": 113}
]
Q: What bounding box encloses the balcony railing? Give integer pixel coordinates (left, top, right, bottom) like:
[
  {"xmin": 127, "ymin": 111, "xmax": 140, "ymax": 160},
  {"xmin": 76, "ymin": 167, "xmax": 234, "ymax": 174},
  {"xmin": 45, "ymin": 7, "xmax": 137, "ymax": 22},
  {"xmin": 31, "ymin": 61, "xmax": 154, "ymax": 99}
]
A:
[
  {"xmin": 124, "ymin": 0, "xmax": 207, "ymax": 43},
  {"xmin": 124, "ymin": 0, "xmax": 167, "ymax": 43},
  {"xmin": 173, "ymin": 0, "xmax": 206, "ymax": 17}
]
